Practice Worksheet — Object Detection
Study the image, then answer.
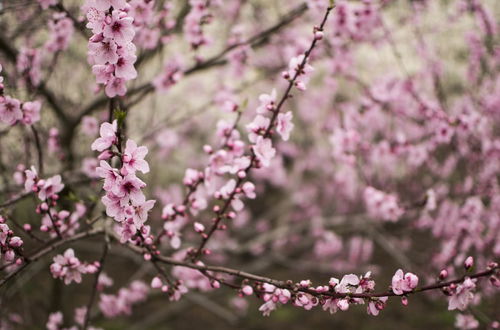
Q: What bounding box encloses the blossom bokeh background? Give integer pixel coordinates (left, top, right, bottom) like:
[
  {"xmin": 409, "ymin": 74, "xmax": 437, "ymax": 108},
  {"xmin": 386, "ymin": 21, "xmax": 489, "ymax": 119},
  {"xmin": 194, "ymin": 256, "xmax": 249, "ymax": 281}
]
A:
[{"xmin": 0, "ymin": 0, "xmax": 499, "ymax": 329}]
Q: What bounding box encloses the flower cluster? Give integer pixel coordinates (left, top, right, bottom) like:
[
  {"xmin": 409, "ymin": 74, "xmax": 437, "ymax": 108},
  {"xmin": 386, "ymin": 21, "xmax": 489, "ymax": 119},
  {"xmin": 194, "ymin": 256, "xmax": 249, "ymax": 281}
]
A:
[
  {"xmin": 364, "ymin": 186, "xmax": 404, "ymax": 222},
  {"xmin": 92, "ymin": 121, "xmax": 155, "ymax": 243},
  {"xmin": 282, "ymin": 54, "xmax": 315, "ymax": 91},
  {"xmin": 99, "ymin": 281, "xmax": 149, "ymax": 318},
  {"xmin": 0, "ymin": 218, "xmax": 24, "ymax": 264},
  {"xmin": 255, "ymin": 272, "xmax": 389, "ymax": 317},
  {"xmin": 44, "ymin": 13, "xmax": 75, "ymax": 53},
  {"xmin": 50, "ymin": 248, "xmax": 99, "ymax": 285},
  {"xmin": 84, "ymin": 0, "xmax": 137, "ymax": 97},
  {"xmin": 153, "ymin": 58, "xmax": 184, "ymax": 92},
  {"xmin": 183, "ymin": 0, "xmax": 214, "ymax": 50},
  {"xmin": 0, "ymin": 65, "xmax": 42, "ymax": 126},
  {"xmin": 24, "ymin": 167, "xmax": 64, "ymax": 202}
]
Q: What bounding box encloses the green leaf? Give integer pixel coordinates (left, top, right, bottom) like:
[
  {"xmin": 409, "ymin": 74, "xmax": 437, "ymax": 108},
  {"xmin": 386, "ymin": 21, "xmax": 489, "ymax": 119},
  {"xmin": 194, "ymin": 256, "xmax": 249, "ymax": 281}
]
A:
[{"xmin": 114, "ymin": 108, "xmax": 127, "ymax": 127}]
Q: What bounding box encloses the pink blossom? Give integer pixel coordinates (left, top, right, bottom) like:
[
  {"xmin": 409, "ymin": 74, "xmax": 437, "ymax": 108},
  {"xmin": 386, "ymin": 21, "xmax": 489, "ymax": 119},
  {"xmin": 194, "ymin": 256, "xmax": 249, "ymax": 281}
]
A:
[
  {"xmin": 276, "ymin": 111, "xmax": 294, "ymax": 141},
  {"xmin": 91, "ymin": 120, "xmax": 117, "ymax": 151},
  {"xmin": 246, "ymin": 115, "xmax": 270, "ymax": 143},
  {"xmin": 50, "ymin": 248, "xmax": 98, "ymax": 285},
  {"xmin": 89, "ymin": 40, "xmax": 119, "ymax": 65},
  {"xmin": 38, "ymin": 175, "xmax": 64, "ymax": 201},
  {"xmin": 103, "ymin": 11, "xmax": 135, "ymax": 45},
  {"xmin": 21, "ymin": 101, "xmax": 41, "ymax": 125},
  {"xmin": 46, "ymin": 311, "xmax": 63, "ymax": 330},
  {"xmin": 455, "ymin": 314, "xmax": 479, "ymax": 330},
  {"xmin": 81, "ymin": 116, "xmax": 99, "ymax": 136},
  {"xmin": 105, "ymin": 76, "xmax": 127, "ymax": 97},
  {"xmin": 113, "ymin": 174, "xmax": 146, "ymax": 205},
  {"xmin": 0, "ymin": 96, "xmax": 23, "ymax": 125},
  {"xmin": 114, "ymin": 55, "xmax": 138, "ymax": 80},
  {"xmin": 37, "ymin": 0, "xmax": 57, "ymax": 9},
  {"xmin": 448, "ymin": 278, "xmax": 476, "ymax": 311},
  {"xmin": 256, "ymin": 89, "xmax": 277, "ymax": 114},
  {"xmin": 367, "ymin": 297, "xmax": 388, "ymax": 316},
  {"xmin": 391, "ymin": 269, "xmax": 419, "ymax": 295},
  {"xmin": 122, "ymin": 139, "xmax": 150, "ymax": 174},
  {"xmin": 24, "ymin": 166, "xmax": 38, "ymax": 192},
  {"xmin": 253, "ymin": 137, "xmax": 276, "ymax": 168},
  {"xmin": 259, "ymin": 300, "xmax": 277, "ymax": 316},
  {"xmin": 96, "ymin": 160, "xmax": 121, "ymax": 191}
]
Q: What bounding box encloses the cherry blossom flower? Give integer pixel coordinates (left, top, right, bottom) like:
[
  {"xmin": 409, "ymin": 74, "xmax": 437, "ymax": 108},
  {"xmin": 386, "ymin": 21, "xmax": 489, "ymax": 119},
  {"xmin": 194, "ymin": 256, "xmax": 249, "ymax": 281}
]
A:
[
  {"xmin": 103, "ymin": 11, "xmax": 135, "ymax": 45},
  {"xmin": 391, "ymin": 269, "xmax": 419, "ymax": 295},
  {"xmin": 448, "ymin": 278, "xmax": 476, "ymax": 311},
  {"xmin": 91, "ymin": 120, "xmax": 118, "ymax": 152},
  {"xmin": 37, "ymin": 175, "xmax": 64, "ymax": 201},
  {"xmin": 246, "ymin": 115, "xmax": 270, "ymax": 143},
  {"xmin": 276, "ymin": 111, "xmax": 294, "ymax": 141},
  {"xmin": 122, "ymin": 139, "xmax": 150, "ymax": 174},
  {"xmin": 253, "ymin": 137, "xmax": 276, "ymax": 168},
  {"xmin": 21, "ymin": 101, "xmax": 41, "ymax": 125},
  {"xmin": 0, "ymin": 96, "xmax": 23, "ymax": 125},
  {"xmin": 50, "ymin": 249, "xmax": 98, "ymax": 285}
]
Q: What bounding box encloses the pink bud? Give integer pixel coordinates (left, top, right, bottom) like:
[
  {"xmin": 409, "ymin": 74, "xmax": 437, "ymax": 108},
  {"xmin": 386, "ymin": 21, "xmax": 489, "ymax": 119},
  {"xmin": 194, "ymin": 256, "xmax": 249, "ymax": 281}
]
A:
[
  {"xmin": 489, "ymin": 276, "xmax": 500, "ymax": 288},
  {"xmin": 23, "ymin": 224, "xmax": 32, "ymax": 231},
  {"xmin": 143, "ymin": 253, "xmax": 152, "ymax": 261},
  {"xmin": 151, "ymin": 276, "xmax": 162, "ymax": 289},
  {"xmin": 337, "ymin": 299, "xmax": 349, "ymax": 311},
  {"xmin": 98, "ymin": 150, "xmax": 113, "ymax": 160},
  {"xmin": 439, "ymin": 269, "xmax": 448, "ymax": 280},
  {"xmin": 194, "ymin": 222, "xmax": 205, "ymax": 233},
  {"xmin": 203, "ymin": 145, "xmax": 213, "ymax": 154},
  {"xmin": 242, "ymin": 285, "xmax": 253, "ymax": 296},
  {"xmin": 401, "ymin": 296, "xmax": 408, "ymax": 306},
  {"xmin": 464, "ymin": 256, "xmax": 474, "ymax": 270},
  {"xmin": 9, "ymin": 236, "xmax": 23, "ymax": 247},
  {"xmin": 314, "ymin": 31, "xmax": 324, "ymax": 40}
]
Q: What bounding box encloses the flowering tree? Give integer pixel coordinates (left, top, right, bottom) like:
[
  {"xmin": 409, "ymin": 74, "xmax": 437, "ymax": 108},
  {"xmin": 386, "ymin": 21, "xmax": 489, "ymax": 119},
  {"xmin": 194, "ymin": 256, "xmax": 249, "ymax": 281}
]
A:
[{"xmin": 0, "ymin": 0, "xmax": 499, "ymax": 329}]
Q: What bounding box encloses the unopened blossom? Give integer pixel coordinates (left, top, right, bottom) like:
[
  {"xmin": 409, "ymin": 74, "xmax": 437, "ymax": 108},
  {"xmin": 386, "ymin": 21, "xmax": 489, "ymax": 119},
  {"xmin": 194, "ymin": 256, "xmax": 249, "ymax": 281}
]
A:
[{"xmin": 464, "ymin": 256, "xmax": 474, "ymax": 270}]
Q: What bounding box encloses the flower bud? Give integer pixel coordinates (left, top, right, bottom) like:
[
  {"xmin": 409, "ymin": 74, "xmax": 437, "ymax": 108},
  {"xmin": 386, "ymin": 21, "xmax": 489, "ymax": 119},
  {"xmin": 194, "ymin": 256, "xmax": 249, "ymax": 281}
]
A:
[{"xmin": 464, "ymin": 256, "xmax": 474, "ymax": 270}]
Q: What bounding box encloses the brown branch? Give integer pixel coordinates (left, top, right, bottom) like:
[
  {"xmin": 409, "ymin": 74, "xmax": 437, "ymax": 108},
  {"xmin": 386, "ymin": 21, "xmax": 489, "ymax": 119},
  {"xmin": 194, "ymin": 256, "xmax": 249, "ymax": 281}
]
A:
[{"xmin": 120, "ymin": 231, "xmax": 499, "ymax": 301}]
